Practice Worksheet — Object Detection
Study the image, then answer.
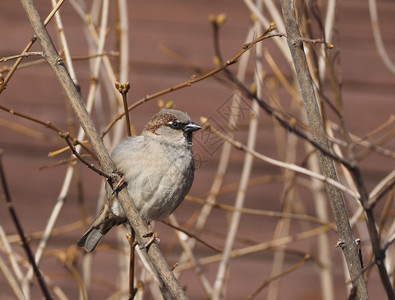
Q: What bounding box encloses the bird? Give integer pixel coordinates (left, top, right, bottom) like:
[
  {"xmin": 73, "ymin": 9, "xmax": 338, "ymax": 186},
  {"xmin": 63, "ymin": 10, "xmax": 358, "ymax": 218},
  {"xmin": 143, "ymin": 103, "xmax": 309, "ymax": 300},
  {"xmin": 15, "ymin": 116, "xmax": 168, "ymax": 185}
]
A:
[{"xmin": 76, "ymin": 109, "xmax": 201, "ymax": 252}]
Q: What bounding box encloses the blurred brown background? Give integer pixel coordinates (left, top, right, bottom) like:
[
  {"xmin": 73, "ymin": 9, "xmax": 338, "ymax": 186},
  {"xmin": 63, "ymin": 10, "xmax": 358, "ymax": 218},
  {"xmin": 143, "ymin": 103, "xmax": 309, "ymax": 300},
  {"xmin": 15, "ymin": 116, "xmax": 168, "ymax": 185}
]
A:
[{"xmin": 0, "ymin": 0, "xmax": 394, "ymax": 299}]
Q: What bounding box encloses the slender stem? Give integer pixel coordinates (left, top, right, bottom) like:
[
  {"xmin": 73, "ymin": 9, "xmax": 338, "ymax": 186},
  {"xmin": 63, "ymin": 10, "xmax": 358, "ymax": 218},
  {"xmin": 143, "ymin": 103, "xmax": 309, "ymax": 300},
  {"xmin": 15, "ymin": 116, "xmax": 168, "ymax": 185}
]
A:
[
  {"xmin": 60, "ymin": 132, "xmax": 113, "ymax": 180},
  {"xmin": 127, "ymin": 231, "xmax": 136, "ymax": 300},
  {"xmin": 0, "ymin": 225, "xmax": 24, "ymax": 281},
  {"xmin": 248, "ymin": 255, "xmax": 311, "ymax": 300},
  {"xmin": 0, "ymin": 0, "xmax": 66, "ymax": 93},
  {"xmin": 101, "ymin": 29, "xmax": 278, "ymax": 137},
  {"xmin": 0, "ymin": 254, "xmax": 25, "ymax": 300},
  {"xmin": 115, "ymin": 0, "xmax": 134, "ymax": 296},
  {"xmin": 243, "ymin": 0, "xmax": 292, "ymax": 64},
  {"xmin": 368, "ymin": 0, "xmax": 395, "ymax": 76},
  {"xmin": 50, "ymin": 0, "xmax": 79, "ymax": 87},
  {"xmin": 162, "ymin": 220, "xmax": 223, "ymax": 253},
  {"xmin": 19, "ymin": 1, "xmax": 188, "ymax": 298},
  {"xmin": 305, "ymin": 119, "xmax": 335, "ymax": 300},
  {"xmin": 23, "ymin": 0, "xmax": 110, "ymax": 282},
  {"xmin": 115, "ymin": 81, "xmax": 132, "ymax": 137},
  {"xmin": 176, "ymin": 224, "xmax": 333, "ymax": 272},
  {"xmin": 201, "ymin": 119, "xmax": 360, "ymax": 200},
  {"xmin": 279, "ymin": 1, "xmax": 368, "ymax": 298},
  {"xmin": 167, "ymin": 215, "xmax": 214, "ymax": 297},
  {"xmin": 0, "ymin": 52, "xmax": 43, "ymax": 62},
  {"xmin": 211, "ymin": 12, "xmax": 261, "ymax": 299},
  {"xmin": 0, "ymin": 151, "xmax": 53, "ymax": 299}
]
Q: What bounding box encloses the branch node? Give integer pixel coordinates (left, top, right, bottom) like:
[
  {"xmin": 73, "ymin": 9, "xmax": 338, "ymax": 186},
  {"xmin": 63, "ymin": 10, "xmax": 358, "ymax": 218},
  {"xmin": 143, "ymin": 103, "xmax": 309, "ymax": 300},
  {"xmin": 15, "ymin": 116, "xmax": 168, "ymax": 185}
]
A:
[
  {"xmin": 55, "ymin": 57, "xmax": 63, "ymax": 65},
  {"xmin": 336, "ymin": 240, "xmax": 346, "ymax": 249},
  {"xmin": 115, "ymin": 81, "xmax": 131, "ymax": 95}
]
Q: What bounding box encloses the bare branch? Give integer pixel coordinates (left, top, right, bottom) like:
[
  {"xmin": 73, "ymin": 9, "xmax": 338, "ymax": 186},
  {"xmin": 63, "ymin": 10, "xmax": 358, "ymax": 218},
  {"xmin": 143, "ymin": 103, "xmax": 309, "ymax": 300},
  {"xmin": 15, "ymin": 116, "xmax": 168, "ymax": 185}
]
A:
[
  {"xmin": 18, "ymin": 0, "xmax": 189, "ymax": 298},
  {"xmin": 201, "ymin": 118, "xmax": 360, "ymax": 200},
  {"xmin": 280, "ymin": 1, "xmax": 369, "ymax": 298},
  {"xmin": 60, "ymin": 132, "xmax": 114, "ymax": 180},
  {"xmin": 0, "ymin": 150, "xmax": 53, "ymax": 299}
]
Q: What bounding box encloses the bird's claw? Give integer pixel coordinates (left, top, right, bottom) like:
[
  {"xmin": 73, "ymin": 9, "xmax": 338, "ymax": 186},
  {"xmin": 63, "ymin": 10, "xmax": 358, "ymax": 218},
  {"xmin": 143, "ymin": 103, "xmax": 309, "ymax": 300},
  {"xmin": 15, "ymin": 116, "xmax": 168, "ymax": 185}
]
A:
[
  {"xmin": 140, "ymin": 232, "xmax": 160, "ymax": 250},
  {"xmin": 111, "ymin": 175, "xmax": 125, "ymax": 195}
]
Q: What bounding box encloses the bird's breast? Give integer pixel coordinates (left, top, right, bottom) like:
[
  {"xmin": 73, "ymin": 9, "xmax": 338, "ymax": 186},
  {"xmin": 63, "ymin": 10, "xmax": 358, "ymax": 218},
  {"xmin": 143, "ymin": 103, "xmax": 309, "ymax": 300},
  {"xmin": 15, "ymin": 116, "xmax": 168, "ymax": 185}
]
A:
[{"xmin": 118, "ymin": 141, "xmax": 195, "ymax": 221}]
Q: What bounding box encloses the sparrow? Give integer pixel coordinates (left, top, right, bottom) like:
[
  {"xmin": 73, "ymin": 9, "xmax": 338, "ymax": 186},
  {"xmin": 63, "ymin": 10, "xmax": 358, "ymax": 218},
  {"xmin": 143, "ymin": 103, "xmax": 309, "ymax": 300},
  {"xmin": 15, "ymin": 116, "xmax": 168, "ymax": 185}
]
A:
[{"xmin": 77, "ymin": 109, "xmax": 201, "ymax": 252}]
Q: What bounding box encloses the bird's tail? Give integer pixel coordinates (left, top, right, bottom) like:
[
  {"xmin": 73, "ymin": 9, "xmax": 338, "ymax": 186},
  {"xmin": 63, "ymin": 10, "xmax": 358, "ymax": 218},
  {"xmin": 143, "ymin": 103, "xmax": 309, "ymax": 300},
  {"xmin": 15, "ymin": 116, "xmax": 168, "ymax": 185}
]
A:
[
  {"xmin": 76, "ymin": 204, "xmax": 124, "ymax": 252},
  {"xmin": 76, "ymin": 227, "xmax": 105, "ymax": 253}
]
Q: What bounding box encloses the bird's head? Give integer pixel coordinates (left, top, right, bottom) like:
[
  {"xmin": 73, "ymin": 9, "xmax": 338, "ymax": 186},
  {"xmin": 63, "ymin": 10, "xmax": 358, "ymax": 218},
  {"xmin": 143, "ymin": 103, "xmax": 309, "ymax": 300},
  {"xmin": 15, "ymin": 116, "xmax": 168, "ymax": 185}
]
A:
[{"xmin": 142, "ymin": 109, "xmax": 201, "ymax": 146}]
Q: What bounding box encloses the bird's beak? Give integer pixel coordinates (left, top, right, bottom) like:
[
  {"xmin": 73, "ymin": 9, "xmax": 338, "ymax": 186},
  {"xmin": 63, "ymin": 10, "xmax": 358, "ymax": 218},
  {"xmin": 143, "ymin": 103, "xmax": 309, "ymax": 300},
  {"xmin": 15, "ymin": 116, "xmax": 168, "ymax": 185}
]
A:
[{"xmin": 183, "ymin": 122, "xmax": 202, "ymax": 133}]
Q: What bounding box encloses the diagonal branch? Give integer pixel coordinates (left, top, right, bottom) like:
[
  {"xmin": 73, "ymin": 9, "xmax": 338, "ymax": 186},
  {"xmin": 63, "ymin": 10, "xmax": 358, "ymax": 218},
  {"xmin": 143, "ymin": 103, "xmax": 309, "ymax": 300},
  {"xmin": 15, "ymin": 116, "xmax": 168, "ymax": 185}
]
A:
[
  {"xmin": 279, "ymin": 1, "xmax": 369, "ymax": 299},
  {"xmin": 18, "ymin": 1, "xmax": 189, "ymax": 299},
  {"xmin": 0, "ymin": 151, "xmax": 53, "ymax": 299}
]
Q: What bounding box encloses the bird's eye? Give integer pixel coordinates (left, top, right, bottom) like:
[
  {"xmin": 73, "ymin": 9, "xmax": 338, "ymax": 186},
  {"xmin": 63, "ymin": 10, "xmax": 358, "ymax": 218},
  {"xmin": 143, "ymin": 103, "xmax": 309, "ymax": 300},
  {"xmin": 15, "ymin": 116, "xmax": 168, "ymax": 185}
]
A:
[{"xmin": 169, "ymin": 120, "xmax": 182, "ymax": 129}]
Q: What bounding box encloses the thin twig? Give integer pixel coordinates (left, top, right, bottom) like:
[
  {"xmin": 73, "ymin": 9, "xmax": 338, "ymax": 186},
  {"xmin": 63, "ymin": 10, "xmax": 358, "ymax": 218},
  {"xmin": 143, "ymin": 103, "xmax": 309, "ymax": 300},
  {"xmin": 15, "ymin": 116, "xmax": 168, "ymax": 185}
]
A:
[
  {"xmin": 211, "ymin": 12, "xmax": 262, "ymax": 299},
  {"xmin": 23, "ymin": 0, "xmax": 113, "ymax": 282},
  {"xmin": 304, "ymin": 119, "xmax": 335, "ymax": 300},
  {"xmin": 223, "ymin": 68, "xmax": 355, "ymax": 170},
  {"xmin": 167, "ymin": 215, "xmax": 214, "ymax": 297},
  {"xmin": 115, "ymin": 81, "xmax": 132, "ymax": 137},
  {"xmin": 0, "ymin": 103, "xmax": 96, "ymax": 158},
  {"xmin": 19, "ymin": 0, "xmax": 189, "ymax": 297},
  {"xmin": 127, "ymin": 232, "xmax": 137, "ymax": 300},
  {"xmin": 101, "ymin": 27, "xmax": 281, "ymax": 137},
  {"xmin": 268, "ymin": 117, "xmax": 298, "ymax": 299},
  {"xmin": 0, "ymin": 0, "xmax": 66, "ymax": 93},
  {"xmin": 368, "ymin": 0, "xmax": 395, "ymax": 76},
  {"xmin": 48, "ymin": 141, "xmax": 97, "ymax": 160},
  {"xmin": 0, "ymin": 51, "xmax": 43, "ymax": 62},
  {"xmin": 248, "ymin": 255, "xmax": 311, "ymax": 299},
  {"xmin": 0, "ymin": 225, "xmax": 24, "ymax": 282},
  {"xmin": 161, "ymin": 220, "xmax": 222, "ymax": 253},
  {"xmin": 280, "ymin": 1, "xmax": 370, "ymax": 298},
  {"xmin": 60, "ymin": 132, "xmax": 114, "ymax": 180},
  {"xmin": 115, "ymin": 0, "xmax": 133, "ymax": 296},
  {"xmin": 0, "ymin": 150, "xmax": 53, "ymax": 299},
  {"xmin": 367, "ymin": 170, "xmax": 395, "ymax": 209},
  {"xmin": 201, "ymin": 118, "xmax": 360, "ymax": 200},
  {"xmin": 69, "ymin": 1, "xmax": 131, "ymax": 295},
  {"xmin": 243, "ymin": 0, "xmax": 292, "ymax": 64},
  {"xmin": 177, "ymin": 224, "xmax": 333, "ymax": 272},
  {"xmin": 186, "ymin": 195, "xmax": 331, "ymax": 226},
  {"xmin": 50, "ymin": 0, "xmax": 79, "ymax": 87},
  {"xmin": 294, "ymin": 37, "xmax": 334, "ymax": 48},
  {"xmin": 114, "ymin": 1, "xmax": 134, "ymax": 297},
  {"xmin": 0, "ymin": 254, "xmax": 25, "ymax": 300},
  {"xmin": 70, "ymin": 51, "xmax": 119, "ymax": 61},
  {"xmin": 0, "ymin": 103, "xmax": 63, "ymax": 132}
]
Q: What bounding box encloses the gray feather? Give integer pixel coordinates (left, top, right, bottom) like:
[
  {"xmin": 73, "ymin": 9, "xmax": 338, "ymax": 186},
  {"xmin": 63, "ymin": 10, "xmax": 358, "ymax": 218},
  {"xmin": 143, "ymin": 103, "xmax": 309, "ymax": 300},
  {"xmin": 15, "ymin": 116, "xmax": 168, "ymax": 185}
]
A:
[
  {"xmin": 76, "ymin": 228, "xmax": 105, "ymax": 253},
  {"xmin": 76, "ymin": 109, "xmax": 200, "ymax": 252}
]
